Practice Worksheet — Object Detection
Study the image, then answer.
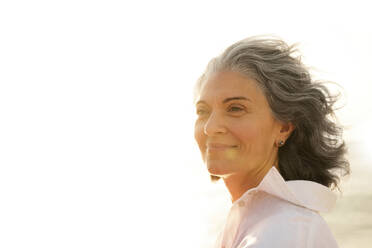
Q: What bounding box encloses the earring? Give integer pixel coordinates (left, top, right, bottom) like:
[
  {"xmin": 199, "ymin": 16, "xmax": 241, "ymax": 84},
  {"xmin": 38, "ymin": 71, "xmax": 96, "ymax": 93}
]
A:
[{"xmin": 278, "ymin": 140, "xmax": 284, "ymax": 147}]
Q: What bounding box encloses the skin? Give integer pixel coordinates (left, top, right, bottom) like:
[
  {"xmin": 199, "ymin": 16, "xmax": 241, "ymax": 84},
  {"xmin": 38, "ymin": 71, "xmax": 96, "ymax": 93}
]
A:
[{"xmin": 194, "ymin": 70, "xmax": 294, "ymax": 202}]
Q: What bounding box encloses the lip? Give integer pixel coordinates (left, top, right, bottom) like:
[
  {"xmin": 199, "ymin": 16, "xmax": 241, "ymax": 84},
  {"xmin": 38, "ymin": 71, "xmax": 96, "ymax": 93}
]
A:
[{"xmin": 206, "ymin": 143, "xmax": 238, "ymax": 151}]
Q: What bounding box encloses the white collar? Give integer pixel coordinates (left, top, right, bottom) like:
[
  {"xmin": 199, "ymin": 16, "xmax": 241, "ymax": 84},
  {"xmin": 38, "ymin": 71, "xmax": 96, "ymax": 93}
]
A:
[{"xmin": 235, "ymin": 167, "xmax": 337, "ymax": 212}]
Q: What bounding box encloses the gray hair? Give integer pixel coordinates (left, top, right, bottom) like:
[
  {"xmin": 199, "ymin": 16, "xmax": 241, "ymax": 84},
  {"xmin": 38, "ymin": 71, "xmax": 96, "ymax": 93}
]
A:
[{"xmin": 195, "ymin": 36, "xmax": 350, "ymax": 188}]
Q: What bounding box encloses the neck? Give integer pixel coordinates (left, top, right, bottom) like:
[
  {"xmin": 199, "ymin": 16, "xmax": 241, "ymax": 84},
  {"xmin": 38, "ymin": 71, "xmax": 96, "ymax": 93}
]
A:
[{"xmin": 223, "ymin": 161, "xmax": 279, "ymax": 203}]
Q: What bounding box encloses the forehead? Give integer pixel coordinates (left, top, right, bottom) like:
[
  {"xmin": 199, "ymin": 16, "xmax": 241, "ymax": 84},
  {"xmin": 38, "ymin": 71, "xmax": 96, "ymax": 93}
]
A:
[{"xmin": 198, "ymin": 71, "xmax": 266, "ymax": 104}]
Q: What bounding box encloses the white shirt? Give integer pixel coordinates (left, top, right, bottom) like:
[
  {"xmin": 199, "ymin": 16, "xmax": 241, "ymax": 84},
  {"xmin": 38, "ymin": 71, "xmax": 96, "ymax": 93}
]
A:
[{"xmin": 215, "ymin": 167, "xmax": 339, "ymax": 248}]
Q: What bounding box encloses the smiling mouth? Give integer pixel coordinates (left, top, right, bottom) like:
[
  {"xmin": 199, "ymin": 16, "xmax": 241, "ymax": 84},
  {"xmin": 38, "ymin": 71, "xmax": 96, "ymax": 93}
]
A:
[{"xmin": 206, "ymin": 144, "xmax": 239, "ymax": 151}]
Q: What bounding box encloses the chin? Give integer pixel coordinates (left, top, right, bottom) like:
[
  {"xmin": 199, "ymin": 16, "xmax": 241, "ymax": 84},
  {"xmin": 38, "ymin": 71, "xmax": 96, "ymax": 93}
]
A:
[{"xmin": 206, "ymin": 160, "xmax": 233, "ymax": 177}]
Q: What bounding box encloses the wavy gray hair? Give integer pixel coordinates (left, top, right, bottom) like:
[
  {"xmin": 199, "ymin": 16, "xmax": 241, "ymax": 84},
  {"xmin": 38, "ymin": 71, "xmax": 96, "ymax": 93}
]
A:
[{"xmin": 195, "ymin": 36, "xmax": 350, "ymax": 188}]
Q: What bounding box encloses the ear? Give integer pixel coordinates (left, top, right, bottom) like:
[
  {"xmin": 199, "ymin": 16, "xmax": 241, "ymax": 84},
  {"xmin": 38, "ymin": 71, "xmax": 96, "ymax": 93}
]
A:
[{"xmin": 279, "ymin": 122, "xmax": 295, "ymax": 141}]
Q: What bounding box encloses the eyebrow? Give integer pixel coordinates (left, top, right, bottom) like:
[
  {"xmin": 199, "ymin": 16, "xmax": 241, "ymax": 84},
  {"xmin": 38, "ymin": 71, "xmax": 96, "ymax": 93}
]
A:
[
  {"xmin": 223, "ymin": 96, "xmax": 251, "ymax": 103},
  {"xmin": 196, "ymin": 96, "xmax": 251, "ymax": 105}
]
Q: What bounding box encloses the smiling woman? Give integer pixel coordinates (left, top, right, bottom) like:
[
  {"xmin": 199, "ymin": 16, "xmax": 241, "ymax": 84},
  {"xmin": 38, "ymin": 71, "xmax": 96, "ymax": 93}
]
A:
[
  {"xmin": 193, "ymin": 36, "xmax": 350, "ymax": 248},
  {"xmin": 195, "ymin": 71, "xmax": 294, "ymax": 201}
]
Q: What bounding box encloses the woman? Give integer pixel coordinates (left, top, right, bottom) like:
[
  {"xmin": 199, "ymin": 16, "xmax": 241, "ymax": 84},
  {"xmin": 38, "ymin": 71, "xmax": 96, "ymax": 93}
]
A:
[{"xmin": 194, "ymin": 36, "xmax": 350, "ymax": 248}]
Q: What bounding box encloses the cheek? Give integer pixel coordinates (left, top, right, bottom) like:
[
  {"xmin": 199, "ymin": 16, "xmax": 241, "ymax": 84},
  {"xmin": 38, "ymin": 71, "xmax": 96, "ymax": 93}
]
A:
[
  {"xmin": 230, "ymin": 121, "xmax": 269, "ymax": 153},
  {"xmin": 194, "ymin": 121, "xmax": 206, "ymax": 152},
  {"xmin": 230, "ymin": 122, "xmax": 258, "ymax": 145}
]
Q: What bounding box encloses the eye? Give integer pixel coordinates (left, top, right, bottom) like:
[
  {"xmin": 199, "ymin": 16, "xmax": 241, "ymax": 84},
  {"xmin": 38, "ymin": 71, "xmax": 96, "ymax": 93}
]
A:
[
  {"xmin": 228, "ymin": 105, "xmax": 245, "ymax": 112},
  {"xmin": 196, "ymin": 108, "xmax": 208, "ymax": 116}
]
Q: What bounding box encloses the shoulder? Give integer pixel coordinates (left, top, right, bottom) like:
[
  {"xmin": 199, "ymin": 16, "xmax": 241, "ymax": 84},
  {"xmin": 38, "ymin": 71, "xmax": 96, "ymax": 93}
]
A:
[
  {"xmin": 306, "ymin": 214, "xmax": 339, "ymax": 247},
  {"xmin": 236, "ymin": 193, "xmax": 338, "ymax": 248}
]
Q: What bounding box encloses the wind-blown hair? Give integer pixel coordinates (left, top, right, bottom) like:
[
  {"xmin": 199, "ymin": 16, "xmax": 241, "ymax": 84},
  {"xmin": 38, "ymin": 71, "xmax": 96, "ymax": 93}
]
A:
[{"xmin": 195, "ymin": 36, "xmax": 350, "ymax": 188}]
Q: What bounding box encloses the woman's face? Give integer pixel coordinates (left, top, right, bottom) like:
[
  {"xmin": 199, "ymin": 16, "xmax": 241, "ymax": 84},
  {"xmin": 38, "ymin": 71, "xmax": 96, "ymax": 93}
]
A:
[{"xmin": 194, "ymin": 71, "xmax": 284, "ymax": 178}]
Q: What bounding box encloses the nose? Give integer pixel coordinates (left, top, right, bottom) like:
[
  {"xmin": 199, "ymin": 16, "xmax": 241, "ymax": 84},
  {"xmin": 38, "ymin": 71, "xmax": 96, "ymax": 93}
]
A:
[{"xmin": 203, "ymin": 111, "xmax": 227, "ymax": 136}]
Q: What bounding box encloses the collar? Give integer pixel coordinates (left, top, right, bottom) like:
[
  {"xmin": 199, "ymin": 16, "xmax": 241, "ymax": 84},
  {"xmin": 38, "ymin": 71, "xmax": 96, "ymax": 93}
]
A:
[{"xmin": 235, "ymin": 167, "xmax": 337, "ymax": 212}]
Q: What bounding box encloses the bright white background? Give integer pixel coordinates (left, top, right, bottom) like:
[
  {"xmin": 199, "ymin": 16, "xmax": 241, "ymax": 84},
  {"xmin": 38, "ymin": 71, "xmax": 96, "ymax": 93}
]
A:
[{"xmin": 0, "ymin": 1, "xmax": 371, "ymax": 247}]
